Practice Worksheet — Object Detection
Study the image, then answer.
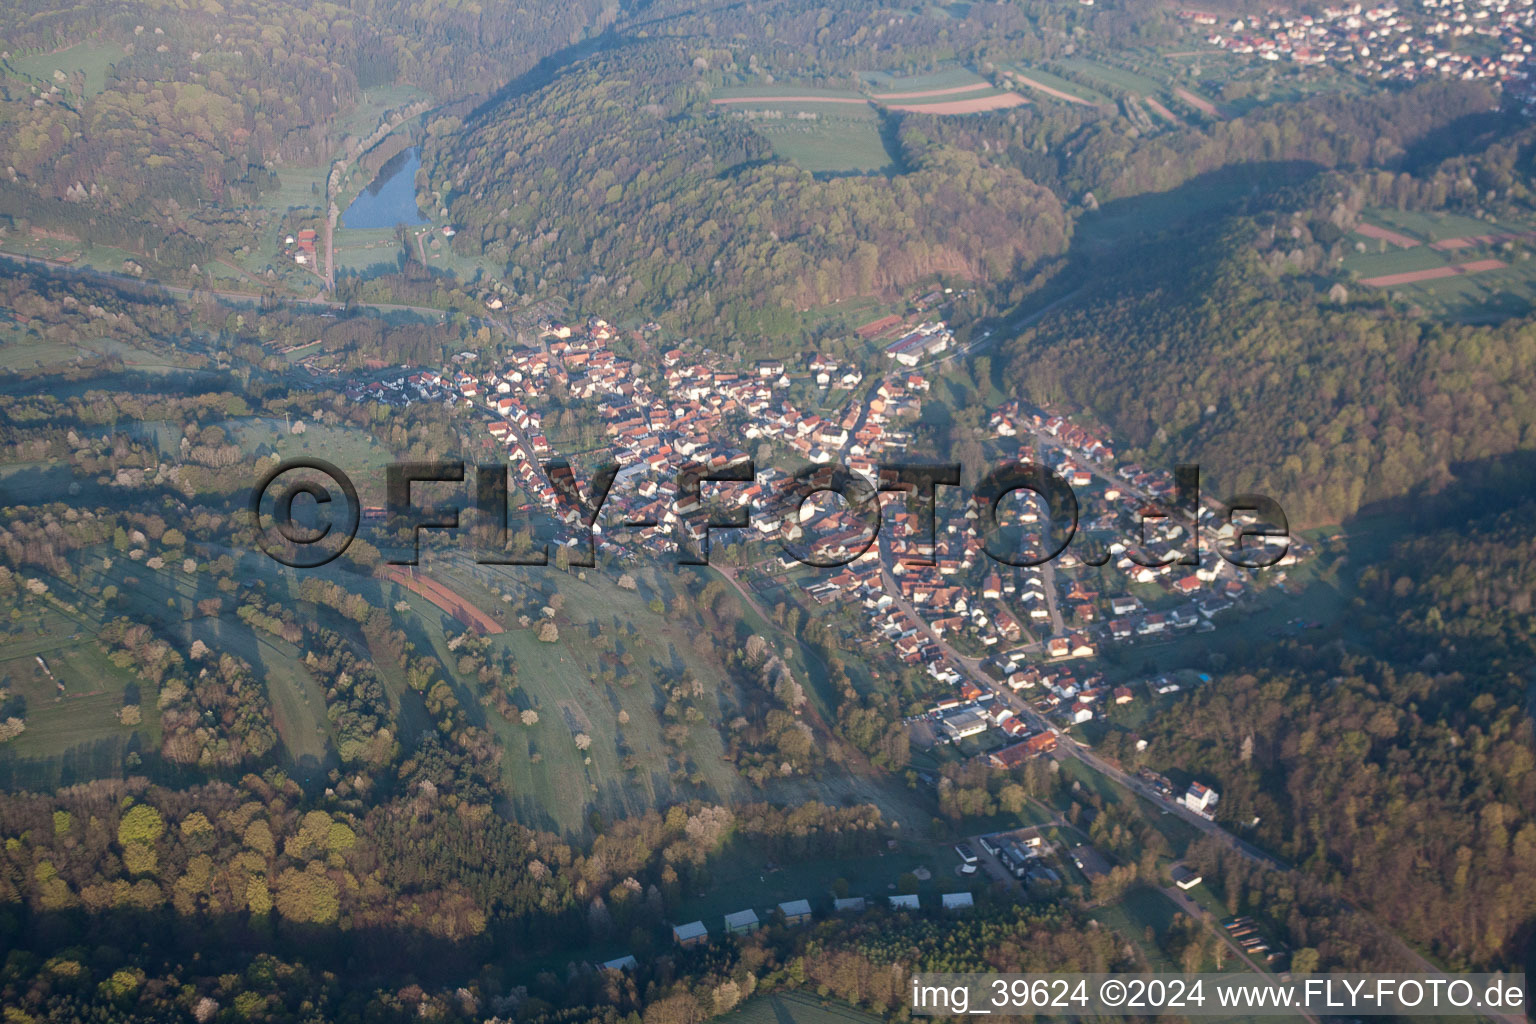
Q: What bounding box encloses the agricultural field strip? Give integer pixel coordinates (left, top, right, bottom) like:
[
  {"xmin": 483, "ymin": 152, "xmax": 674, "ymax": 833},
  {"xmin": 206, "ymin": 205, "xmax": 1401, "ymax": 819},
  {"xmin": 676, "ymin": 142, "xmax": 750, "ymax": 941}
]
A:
[
  {"xmin": 1359, "ymin": 259, "xmax": 1507, "ymax": 287},
  {"xmin": 868, "ymin": 83, "xmax": 991, "ymax": 99},
  {"xmin": 881, "ymin": 93, "xmax": 1029, "ymax": 114},
  {"xmin": 1007, "ymin": 71, "xmax": 1099, "ymax": 105}
]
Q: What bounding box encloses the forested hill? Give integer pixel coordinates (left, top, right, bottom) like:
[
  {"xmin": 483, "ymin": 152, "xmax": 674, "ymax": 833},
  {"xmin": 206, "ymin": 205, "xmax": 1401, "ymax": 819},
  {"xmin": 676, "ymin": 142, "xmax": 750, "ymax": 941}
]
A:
[
  {"xmin": 1004, "ymin": 185, "xmax": 1536, "ymax": 527},
  {"xmin": 1122, "ymin": 498, "xmax": 1536, "ymax": 969},
  {"xmin": 425, "ymin": 42, "xmax": 1070, "ymax": 338},
  {"xmin": 0, "ymin": 0, "xmax": 612, "ymax": 213}
]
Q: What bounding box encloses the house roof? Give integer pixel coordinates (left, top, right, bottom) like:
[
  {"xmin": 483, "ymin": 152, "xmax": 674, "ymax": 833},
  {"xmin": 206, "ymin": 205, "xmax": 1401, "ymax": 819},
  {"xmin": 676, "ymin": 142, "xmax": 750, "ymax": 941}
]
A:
[
  {"xmin": 601, "ymin": 955, "xmax": 638, "ymax": 971},
  {"xmin": 778, "ymin": 899, "xmax": 812, "ymax": 918},
  {"xmin": 941, "ymin": 892, "xmax": 975, "ymax": 909},
  {"xmin": 673, "ymin": 920, "xmax": 707, "ymax": 941},
  {"xmin": 723, "ymin": 909, "xmax": 759, "ymax": 930},
  {"xmin": 833, "ymin": 897, "xmax": 866, "ymax": 912},
  {"xmin": 889, "ymin": 894, "xmax": 920, "ymax": 909}
]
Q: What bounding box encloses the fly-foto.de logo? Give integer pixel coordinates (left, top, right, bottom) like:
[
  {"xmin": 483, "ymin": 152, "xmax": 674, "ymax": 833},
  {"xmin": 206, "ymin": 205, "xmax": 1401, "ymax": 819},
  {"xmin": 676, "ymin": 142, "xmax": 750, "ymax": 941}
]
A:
[{"xmin": 250, "ymin": 458, "xmax": 1289, "ymax": 572}]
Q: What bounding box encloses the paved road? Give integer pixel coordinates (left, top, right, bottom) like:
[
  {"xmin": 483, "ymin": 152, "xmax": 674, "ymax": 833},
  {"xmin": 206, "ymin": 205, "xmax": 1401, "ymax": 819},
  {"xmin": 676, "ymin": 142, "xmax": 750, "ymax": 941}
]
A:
[{"xmin": 1029, "ymin": 430, "xmax": 1068, "ymax": 638}]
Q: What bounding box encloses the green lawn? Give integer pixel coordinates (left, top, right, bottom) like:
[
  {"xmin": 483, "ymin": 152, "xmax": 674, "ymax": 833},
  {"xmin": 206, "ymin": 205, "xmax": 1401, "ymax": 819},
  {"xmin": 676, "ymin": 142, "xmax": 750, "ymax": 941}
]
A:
[
  {"xmin": 0, "ymin": 633, "xmax": 154, "ymax": 762},
  {"xmin": 748, "ymin": 114, "xmax": 897, "ymax": 175},
  {"xmin": 721, "ymin": 992, "xmax": 883, "ymax": 1024},
  {"xmin": 1365, "ymin": 208, "xmax": 1530, "ymax": 243},
  {"xmin": 669, "ymin": 833, "xmax": 966, "ymax": 927},
  {"xmin": 1343, "ymin": 245, "xmax": 1448, "ymax": 276},
  {"xmin": 1009, "ymin": 63, "xmax": 1110, "ymax": 104},
  {"xmin": 713, "ymin": 85, "xmax": 869, "ymax": 101},
  {"xmin": 1397, "ymin": 258, "xmax": 1536, "ymax": 321},
  {"xmin": 392, "ymin": 559, "xmax": 751, "ymax": 834},
  {"xmin": 232, "ymin": 418, "xmax": 394, "ymax": 501},
  {"xmin": 1056, "ymin": 57, "xmax": 1166, "ymax": 96},
  {"xmin": 334, "ymin": 85, "xmax": 433, "ymax": 139},
  {"xmin": 3, "ymin": 40, "xmax": 127, "ymax": 99},
  {"xmin": 380, "ymin": 557, "xmax": 938, "ymax": 837},
  {"xmin": 1341, "ymin": 212, "xmax": 1536, "ymax": 320},
  {"xmin": 333, "ymin": 227, "xmax": 407, "ymax": 275},
  {"xmin": 1092, "ymin": 885, "xmax": 1185, "ymax": 969},
  {"xmin": 860, "ymin": 67, "xmax": 989, "ymax": 92}
]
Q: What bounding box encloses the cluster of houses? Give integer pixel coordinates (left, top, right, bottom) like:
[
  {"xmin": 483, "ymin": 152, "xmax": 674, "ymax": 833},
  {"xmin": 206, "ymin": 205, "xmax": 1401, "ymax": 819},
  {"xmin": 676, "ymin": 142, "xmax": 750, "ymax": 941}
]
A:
[
  {"xmin": 323, "ymin": 307, "xmax": 1300, "ymax": 727},
  {"xmin": 1183, "ymin": 0, "xmax": 1536, "ymax": 100},
  {"xmin": 282, "ymin": 229, "xmax": 319, "ymax": 268},
  {"xmin": 923, "ymin": 687, "xmax": 1062, "ymax": 765}
]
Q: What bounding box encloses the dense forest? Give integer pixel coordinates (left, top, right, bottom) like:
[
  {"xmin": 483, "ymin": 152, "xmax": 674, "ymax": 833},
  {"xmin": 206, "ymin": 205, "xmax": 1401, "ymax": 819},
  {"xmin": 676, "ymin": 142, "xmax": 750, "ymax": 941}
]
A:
[
  {"xmin": 1112, "ymin": 499, "xmax": 1536, "ymax": 968},
  {"xmin": 425, "ymin": 40, "xmax": 1070, "ymax": 339},
  {"xmin": 1004, "ymin": 185, "xmax": 1536, "ymax": 526}
]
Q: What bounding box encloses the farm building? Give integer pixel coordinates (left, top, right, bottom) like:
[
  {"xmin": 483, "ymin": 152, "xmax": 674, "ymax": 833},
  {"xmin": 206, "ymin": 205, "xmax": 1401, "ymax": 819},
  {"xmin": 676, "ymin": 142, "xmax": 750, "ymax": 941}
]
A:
[
  {"xmin": 673, "ymin": 921, "xmax": 708, "ymax": 946},
  {"xmin": 723, "ymin": 909, "xmax": 760, "ymax": 935},
  {"xmin": 1171, "ymin": 865, "xmax": 1203, "ymax": 890},
  {"xmin": 987, "ymin": 731, "xmax": 1056, "ymax": 768},
  {"xmin": 778, "ymin": 899, "xmax": 813, "ymax": 925}
]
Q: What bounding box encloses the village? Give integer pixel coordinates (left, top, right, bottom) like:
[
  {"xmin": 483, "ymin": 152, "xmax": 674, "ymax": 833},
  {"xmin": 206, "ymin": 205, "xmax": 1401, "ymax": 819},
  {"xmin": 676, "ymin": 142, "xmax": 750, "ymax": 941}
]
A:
[
  {"xmin": 1185, "ymin": 0, "xmax": 1536, "ymax": 106},
  {"xmin": 324, "ymin": 301, "xmax": 1300, "ymax": 777}
]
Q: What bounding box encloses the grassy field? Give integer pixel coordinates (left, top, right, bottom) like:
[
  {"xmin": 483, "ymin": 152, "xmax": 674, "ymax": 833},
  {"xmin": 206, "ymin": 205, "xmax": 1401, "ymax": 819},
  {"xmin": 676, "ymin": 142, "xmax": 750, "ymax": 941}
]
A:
[
  {"xmin": 2, "ymin": 40, "xmax": 127, "ymax": 99},
  {"xmin": 232, "ymin": 418, "xmax": 395, "ymax": 500},
  {"xmin": 379, "ymin": 556, "xmax": 939, "ymax": 836},
  {"xmin": 1364, "ymin": 208, "xmax": 1530, "ymax": 243},
  {"xmin": 721, "ymin": 993, "xmax": 882, "ymax": 1024},
  {"xmin": 0, "ymin": 322, "xmax": 179, "ymax": 373},
  {"xmin": 1392, "ymin": 258, "xmax": 1536, "ymax": 320},
  {"xmin": 179, "ymin": 617, "xmax": 334, "ymax": 768},
  {"xmin": 670, "ymin": 833, "xmax": 968, "ymax": 927},
  {"xmin": 714, "ymin": 85, "xmax": 868, "ymax": 101},
  {"xmin": 0, "ymin": 230, "xmax": 85, "ymax": 263},
  {"xmin": 745, "ymin": 110, "xmax": 897, "ymax": 175},
  {"xmin": 1056, "ymin": 57, "xmax": 1167, "ymax": 97},
  {"xmin": 1342, "ymin": 210, "xmax": 1536, "ymax": 319},
  {"xmin": 860, "ymin": 67, "xmax": 989, "ymax": 92},
  {"xmin": 1008, "ymin": 63, "xmax": 1110, "ymax": 104},
  {"xmin": 1343, "ymin": 246, "xmax": 1451, "ymax": 278},
  {"xmin": 1092, "ymin": 885, "xmax": 1185, "ymax": 969},
  {"xmin": 333, "ymin": 226, "xmax": 406, "ymax": 275},
  {"xmin": 335, "ymin": 85, "xmax": 433, "ymax": 139},
  {"xmin": 0, "ymin": 626, "xmax": 154, "ymax": 762},
  {"xmin": 388, "ymin": 558, "xmax": 751, "ymax": 834},
  {"xmin": 710, "ymin": 96, "xmax": 895, "ymax": 175}
]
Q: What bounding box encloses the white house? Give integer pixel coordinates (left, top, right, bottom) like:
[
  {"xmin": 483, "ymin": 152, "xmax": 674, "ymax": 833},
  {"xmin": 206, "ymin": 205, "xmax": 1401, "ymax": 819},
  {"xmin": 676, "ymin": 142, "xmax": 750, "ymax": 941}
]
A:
[{"xmin": 1184, "ymin": 782, "xmax": 1219, "ymax": 816}]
